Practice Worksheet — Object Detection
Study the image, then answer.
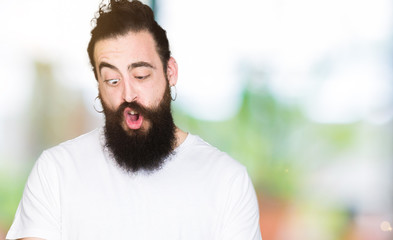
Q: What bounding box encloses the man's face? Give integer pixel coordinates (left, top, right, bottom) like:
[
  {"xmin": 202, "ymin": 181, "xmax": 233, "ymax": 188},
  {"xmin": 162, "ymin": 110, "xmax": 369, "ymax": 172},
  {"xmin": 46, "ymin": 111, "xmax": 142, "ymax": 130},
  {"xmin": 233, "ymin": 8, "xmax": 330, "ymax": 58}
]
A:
[
  {"xmin": 93, "ymin": 30, "xmax": 178, "ymax": 172},
  {"xmin": 94, "ymin": 30, "xmax": 177, "ymax": 134}
]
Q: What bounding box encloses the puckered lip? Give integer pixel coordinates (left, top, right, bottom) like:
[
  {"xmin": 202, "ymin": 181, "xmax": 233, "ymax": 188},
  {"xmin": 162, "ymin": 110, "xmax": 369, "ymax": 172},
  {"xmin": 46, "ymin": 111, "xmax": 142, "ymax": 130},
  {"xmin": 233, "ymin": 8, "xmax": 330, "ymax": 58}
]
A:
[{"xmin": 124, "ymin": 107, "xmax": 144, "ymax": 130}]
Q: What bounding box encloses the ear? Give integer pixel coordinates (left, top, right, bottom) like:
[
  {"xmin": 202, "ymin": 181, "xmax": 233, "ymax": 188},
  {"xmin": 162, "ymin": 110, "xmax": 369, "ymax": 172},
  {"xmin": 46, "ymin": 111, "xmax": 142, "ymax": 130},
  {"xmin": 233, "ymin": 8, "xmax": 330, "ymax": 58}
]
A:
[{"xmin": 166, "ymin": 57, "xmax": 178, "ymax": 86}]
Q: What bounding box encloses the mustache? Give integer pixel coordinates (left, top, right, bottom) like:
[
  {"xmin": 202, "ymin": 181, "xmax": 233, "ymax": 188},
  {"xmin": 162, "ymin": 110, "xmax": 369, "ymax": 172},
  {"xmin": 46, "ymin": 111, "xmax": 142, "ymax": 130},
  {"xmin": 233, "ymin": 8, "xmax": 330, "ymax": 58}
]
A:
[{"xmin": 116, "ymin": 101, "xmax": 155, "ymax": 119}]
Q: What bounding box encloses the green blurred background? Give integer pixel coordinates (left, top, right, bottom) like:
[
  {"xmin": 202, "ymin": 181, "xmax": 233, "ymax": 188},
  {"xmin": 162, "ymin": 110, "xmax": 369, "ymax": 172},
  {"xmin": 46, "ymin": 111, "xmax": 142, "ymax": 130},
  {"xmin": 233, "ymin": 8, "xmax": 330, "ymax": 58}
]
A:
[{"xmin": 1, "ymin": 0, "xmax": 392, "ymax": 239}]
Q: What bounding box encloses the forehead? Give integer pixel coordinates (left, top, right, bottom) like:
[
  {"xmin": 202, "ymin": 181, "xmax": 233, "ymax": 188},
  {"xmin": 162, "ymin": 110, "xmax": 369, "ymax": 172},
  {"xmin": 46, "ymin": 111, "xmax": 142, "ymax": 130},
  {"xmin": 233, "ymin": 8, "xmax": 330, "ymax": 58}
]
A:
[{"xmin": 94, "ymin": 31, "xmax": 160, "ymax": 67}]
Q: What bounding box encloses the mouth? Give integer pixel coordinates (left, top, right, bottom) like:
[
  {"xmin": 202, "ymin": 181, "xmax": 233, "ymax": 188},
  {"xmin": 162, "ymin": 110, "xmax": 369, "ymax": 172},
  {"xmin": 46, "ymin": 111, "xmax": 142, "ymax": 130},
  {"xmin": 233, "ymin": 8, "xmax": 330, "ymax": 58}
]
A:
[{"xmin": 124, "ymin": 107, "xmax": 144, "ymax": 130}]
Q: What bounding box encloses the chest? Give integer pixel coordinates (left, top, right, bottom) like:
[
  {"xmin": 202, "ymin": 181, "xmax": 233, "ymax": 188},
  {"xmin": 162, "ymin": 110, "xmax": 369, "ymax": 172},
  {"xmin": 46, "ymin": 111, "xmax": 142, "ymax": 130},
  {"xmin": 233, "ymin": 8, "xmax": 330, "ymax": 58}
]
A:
[{"xmin": 60, "ymin": 165, "xmax": 221, "ymax": 239}]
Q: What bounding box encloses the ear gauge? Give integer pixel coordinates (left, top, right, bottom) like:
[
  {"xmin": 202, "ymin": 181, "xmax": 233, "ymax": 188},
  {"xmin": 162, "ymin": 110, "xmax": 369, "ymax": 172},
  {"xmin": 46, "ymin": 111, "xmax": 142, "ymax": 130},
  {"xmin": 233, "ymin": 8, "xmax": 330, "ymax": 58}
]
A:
[
  {"xmin": 170, "ymin": 85, "xmax": 177, "ymax": 101},
  {"xmin": 93, "ymin": 96, "xmax": 104, "ymax": 113}
]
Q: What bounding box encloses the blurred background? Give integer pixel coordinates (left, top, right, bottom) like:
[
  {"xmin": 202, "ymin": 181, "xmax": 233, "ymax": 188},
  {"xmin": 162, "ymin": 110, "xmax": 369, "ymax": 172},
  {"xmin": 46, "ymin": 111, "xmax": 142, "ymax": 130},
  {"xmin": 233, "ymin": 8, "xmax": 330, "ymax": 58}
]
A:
[{"xmin": 0, "ymin": 0, "xmax": 392, "ymax": 239}]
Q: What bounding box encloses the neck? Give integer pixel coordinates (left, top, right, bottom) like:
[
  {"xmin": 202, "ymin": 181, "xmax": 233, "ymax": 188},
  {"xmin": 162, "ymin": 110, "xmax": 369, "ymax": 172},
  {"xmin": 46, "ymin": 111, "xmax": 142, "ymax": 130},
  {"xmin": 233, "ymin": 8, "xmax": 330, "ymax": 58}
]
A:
[{"xmin": 174, "ymin": 127, "xmax": 188, "ymax": 148}]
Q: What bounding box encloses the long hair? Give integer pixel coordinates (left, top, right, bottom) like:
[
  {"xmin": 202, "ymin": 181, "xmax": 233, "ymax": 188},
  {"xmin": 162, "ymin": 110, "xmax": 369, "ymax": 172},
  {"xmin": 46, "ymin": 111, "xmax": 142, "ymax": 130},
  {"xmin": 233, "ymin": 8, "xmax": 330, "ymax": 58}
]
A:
[{"xmin": 87, "ymin": 0, "xmax": 171, "ymax": 80}]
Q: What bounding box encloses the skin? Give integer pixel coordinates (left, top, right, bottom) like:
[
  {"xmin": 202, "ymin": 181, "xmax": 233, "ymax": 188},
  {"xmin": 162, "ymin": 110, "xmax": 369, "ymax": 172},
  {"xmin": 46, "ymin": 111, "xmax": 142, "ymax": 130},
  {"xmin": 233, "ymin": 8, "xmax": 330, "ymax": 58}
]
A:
[
  {"xmin": 19, "ymin": 238, "xmax": 44, "ymax": 240},
  {"xmin": 95, "ymin": 30, "xmax": 187, "ymax": 146},
  {"xmin": 17, "ymin": 30, "xmax": 187, "ymax": 240}
]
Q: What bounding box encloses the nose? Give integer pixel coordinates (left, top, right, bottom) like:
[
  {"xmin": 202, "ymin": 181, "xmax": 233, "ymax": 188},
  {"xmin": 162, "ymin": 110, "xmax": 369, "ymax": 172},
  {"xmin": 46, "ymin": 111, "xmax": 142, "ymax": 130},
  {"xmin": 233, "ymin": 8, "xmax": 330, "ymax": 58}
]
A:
[{"xmin": 122, "ymin": 78, "xmax": 138, "ymax": 103}]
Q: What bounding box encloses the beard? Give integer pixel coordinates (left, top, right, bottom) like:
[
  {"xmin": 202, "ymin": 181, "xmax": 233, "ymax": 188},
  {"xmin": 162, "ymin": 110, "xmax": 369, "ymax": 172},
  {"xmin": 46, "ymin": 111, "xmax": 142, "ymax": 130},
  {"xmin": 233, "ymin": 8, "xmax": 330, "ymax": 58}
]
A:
[{"xmin": 100, "ymin": 83, "xmax": 176, "ymax": 173}]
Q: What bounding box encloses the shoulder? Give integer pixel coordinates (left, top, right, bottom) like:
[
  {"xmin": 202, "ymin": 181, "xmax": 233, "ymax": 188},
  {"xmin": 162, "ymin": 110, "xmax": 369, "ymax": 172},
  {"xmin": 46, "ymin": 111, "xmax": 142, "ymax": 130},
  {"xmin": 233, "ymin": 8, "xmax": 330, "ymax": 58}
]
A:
[
  {"xmin": 37, "ymin": 128, "xmax": 102, "ymax": 168},
  {"xmin": 177, "ymin": 134, "xmax": 247, "ymax": 176},
  {"xmin": 45, "ymin": 128, "xmax": 101, "ymax": 155},
  {"xmin": 57, "ymin": 128, "xmax": 102, "ymax": 151}
]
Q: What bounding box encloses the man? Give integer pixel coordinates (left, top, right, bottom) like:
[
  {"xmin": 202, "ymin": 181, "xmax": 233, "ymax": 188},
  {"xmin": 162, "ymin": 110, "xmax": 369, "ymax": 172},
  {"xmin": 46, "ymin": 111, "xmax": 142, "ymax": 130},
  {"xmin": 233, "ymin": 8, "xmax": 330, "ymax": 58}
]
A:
[{"xmin": 7, "ymin": 0, "xmax": 262, "ymax": 239}]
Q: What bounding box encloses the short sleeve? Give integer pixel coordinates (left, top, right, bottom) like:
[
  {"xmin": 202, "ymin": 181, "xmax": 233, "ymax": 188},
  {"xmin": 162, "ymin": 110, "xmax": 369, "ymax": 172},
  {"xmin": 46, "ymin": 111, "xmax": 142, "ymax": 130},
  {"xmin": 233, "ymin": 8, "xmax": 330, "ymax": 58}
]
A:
[
  {"xmin": 6, "ymin": 151, "xmax": 61, "ymax": 240},
  {"xmin": 220, "ymin": 168, "xmax": 262, "ymax": 240}
]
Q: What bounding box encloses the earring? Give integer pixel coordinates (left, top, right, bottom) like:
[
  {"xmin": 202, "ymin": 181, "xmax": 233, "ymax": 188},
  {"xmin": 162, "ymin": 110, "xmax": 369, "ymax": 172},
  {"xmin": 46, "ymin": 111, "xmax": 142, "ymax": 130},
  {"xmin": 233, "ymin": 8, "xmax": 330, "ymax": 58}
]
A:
[
  {"xmin": 93, "ymin": 96, "xmax": 104, "ymax": 113},
  {"xmin": 170, "ymin": 85, "xmax": 177, "ymax": 101}
]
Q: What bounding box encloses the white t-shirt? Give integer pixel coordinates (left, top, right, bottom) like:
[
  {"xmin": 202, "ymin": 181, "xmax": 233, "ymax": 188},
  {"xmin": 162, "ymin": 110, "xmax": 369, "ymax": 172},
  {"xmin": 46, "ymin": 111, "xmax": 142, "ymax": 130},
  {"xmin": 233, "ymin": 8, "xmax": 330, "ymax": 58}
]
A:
[{"xmin": 7, "ymin": 128, "xmax": 262, "ymax": 240}]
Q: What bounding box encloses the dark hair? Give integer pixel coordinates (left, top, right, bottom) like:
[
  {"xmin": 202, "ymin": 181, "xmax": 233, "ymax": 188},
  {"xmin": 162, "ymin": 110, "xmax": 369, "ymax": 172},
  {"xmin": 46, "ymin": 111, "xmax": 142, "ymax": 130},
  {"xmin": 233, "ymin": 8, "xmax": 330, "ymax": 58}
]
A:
[{"xmin": 87, "ymin": 0, "xmax": 171, "ymax": 80}]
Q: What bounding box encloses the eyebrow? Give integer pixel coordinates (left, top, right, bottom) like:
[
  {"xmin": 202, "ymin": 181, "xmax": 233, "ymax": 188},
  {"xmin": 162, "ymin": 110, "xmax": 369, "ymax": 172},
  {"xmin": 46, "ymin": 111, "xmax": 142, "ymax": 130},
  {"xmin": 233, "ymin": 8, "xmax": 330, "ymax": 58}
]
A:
[
  {"xmin": 129, "ymin": 61, "xmax": 156, "ymax": 70},
  {"xmin": 98, "ymin": 61, "xmax": 156, "ymax": 76},
  {"xmin": 98, "ymin": 62, "xmax": 118, "ymax": 74}
]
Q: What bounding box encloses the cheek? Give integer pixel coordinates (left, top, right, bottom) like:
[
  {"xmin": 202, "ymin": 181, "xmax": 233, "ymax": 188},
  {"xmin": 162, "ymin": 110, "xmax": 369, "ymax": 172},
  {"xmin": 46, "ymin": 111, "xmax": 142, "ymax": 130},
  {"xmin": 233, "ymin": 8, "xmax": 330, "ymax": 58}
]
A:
[
  {"xmin": 149, "ymin": 83, "xmax": 167, "ymax": 106},
  {"xmin": 99, "ymin": 86, "xmax": 120, "ymax": 110}
]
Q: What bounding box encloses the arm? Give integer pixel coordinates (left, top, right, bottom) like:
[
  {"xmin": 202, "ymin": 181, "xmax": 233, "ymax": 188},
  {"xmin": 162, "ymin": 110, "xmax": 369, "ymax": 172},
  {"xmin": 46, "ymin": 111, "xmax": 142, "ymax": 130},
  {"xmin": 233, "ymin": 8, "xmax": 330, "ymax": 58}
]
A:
[
  {"xmin": 19, "ymin": 238, "xmax": 45, "ymax": 240},
  {"xmin": 221, "ymin": 168, "xmax": 262, "ymax": 240},
  {"xmin": 6, "ymin": 151, "xmax": 61, "ymax": 240}
]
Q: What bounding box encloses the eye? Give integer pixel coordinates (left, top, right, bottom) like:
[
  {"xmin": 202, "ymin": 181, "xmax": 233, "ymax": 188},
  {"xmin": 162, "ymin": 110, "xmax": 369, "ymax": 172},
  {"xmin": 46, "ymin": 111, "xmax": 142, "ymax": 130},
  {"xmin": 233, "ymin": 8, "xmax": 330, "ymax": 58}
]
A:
[
  {"xmin": 135, "ymin": 74, "xmax": 150, "ymax": 80},
  {"xmin": 104, "ymin": 79, "xmax": 120, "ymax": 85}
]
